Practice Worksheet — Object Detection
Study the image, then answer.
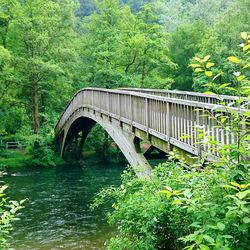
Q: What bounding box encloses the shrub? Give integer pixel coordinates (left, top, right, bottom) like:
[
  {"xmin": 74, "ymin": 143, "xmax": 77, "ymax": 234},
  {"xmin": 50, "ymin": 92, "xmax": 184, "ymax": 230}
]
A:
[
  {"xmin": 0, "ymin": 172, "xmax": 25, "ymax": 249},
  {"xmin": 28, "ymin": 135, "xmax": 63, "ymax": 168},
  {"xmin": 92, "ymin": 160, "xmax": 249, "ymax": 249}
]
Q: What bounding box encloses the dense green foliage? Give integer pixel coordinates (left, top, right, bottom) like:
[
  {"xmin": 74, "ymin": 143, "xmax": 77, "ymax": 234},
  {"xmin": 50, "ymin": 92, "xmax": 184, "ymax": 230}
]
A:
[{"xmin": 92, "ymin": 161, "xmax": 249, "ymax": 250}]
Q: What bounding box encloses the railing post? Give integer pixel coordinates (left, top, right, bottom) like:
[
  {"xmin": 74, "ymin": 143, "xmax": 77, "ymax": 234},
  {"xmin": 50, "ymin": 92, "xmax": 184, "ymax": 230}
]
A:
[
  {"xmin": 92, "ymin": 90, "xmax": 94, "ymax": 107},
  {"xmin": 196, "ymin": 110, "xmax": 202, "ymax": 161},
  {"xmin": 146, "ymin": 98, "xmax": 150, "ymax": 140},
  {"xmin": 166, "ymin": 102, "xmax": 171, "ymax": 151},
  {"xmin": 130, "ymin": 95, "xmax": 134, "ymax": 131},
  {"xmin": 108, "ymin": 92, "xmax": 112, "ymax": 121},
  {"xmin": 118, "ymin": 93, "xmax": 122, "ymax": 126}
]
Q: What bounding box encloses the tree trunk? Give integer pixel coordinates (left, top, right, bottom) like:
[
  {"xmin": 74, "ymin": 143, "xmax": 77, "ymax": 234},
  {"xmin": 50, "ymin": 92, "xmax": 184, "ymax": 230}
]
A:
[{"xmin": 32, "ymin": 73, "xmax": 40, "ymax": 134}]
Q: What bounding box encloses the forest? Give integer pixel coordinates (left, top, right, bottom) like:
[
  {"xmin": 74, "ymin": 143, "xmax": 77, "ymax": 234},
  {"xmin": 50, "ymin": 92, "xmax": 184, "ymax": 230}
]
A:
[
  {"xmin": 1, "ymin": 0, "xmax": 249, "ymax": 137},
  {"xmin": 0, "ymin": 0, "xmax": 249, "ymax": 249}
]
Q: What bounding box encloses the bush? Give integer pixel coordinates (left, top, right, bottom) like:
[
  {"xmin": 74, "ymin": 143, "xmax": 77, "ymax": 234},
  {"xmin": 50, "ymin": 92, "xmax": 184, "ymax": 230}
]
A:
[
  {"xmin": 0, "ymin": 172, "xmax": 25, "ymax": 249},
  {"xmin": 92, "ymin": 159, "xmax": 249, "ymax": 250},
  {"xmin": 28, "ymin": 135, "xmax": 63, "ymax": 168}
]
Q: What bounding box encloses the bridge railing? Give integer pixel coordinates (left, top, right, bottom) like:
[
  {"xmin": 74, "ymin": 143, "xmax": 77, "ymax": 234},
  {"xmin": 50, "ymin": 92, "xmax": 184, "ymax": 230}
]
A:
[
  {"xmin": 120, "ymin": 88, "xmax": 249, "ymax": 107},
  {"xmin": 55, "ymin": 88, "xmax": 248, "ymax": 160}
]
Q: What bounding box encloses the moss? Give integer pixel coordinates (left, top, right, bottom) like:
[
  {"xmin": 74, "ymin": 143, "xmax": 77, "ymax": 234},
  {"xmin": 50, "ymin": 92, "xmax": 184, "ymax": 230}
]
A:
[{"xmin": 0, "ymin": 150, "xmax": 32, "ymax": 169}]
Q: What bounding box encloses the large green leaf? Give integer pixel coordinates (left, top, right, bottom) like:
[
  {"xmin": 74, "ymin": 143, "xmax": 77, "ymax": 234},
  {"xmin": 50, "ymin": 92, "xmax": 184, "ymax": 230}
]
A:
[{"xmin": 228, "ymin": 56, "xmax": 240, "ymax": 64}]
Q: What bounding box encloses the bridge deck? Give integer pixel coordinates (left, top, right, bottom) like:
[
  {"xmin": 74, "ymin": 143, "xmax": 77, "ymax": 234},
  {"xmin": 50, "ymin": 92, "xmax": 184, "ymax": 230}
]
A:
[{"xmin": 55, "ymin": 88, "xmax": 248, "ymax": 162}]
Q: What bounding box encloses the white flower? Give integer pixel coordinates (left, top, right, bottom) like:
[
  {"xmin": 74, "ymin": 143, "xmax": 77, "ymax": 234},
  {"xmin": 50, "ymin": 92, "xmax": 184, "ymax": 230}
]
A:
[{"xmin": 233, "ymin": 72, "xmax": 241, "ymax": 77}]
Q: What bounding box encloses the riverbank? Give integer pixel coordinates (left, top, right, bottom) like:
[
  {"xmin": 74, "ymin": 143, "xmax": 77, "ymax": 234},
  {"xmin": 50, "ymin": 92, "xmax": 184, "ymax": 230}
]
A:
[
  {"xmin": 0, "ymin": 150, "xmax": 32, "ymax": 169},
  {"xmin": 0, "ymin": 148, "xmax": 125, "ymax": 170}
]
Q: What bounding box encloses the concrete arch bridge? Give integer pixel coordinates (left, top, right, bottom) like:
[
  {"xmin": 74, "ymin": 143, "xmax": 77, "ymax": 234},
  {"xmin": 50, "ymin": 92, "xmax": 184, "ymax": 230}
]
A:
[{"xmin": 54, "ymin": 88, "xmax": 248, "ymax": 178}]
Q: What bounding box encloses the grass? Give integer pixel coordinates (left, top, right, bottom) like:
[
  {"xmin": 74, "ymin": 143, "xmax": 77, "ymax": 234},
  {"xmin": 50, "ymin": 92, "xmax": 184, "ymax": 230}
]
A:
[{"xmin": 0, "ymin": 149, "xmax": 32, "ymax": 169}]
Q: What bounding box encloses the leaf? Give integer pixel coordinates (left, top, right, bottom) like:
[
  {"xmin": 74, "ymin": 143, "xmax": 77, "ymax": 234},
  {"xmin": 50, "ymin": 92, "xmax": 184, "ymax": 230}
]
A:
[
  {"xmin": 205, "ymin": 71, "xmax": 213, "ymax": 77},
  {"xmin": 206, "ymin": 62, "xmax": 214, "ymax": 69},
  {"xmin": 203, "ymin": 235, "xmax": 215, "ymax": 244},
  {"xmin": 195, "ymin": 68, "xmax": 204, "ymax": 73},
  {"xmin": 241, "ymin": 32, "xmax": 248, "ymax": 40},
  {"xmin": 213, "ymin": 72, "xmax": 223, "ymax": 80},
  {"xmin": 236, "ymin": 190, "xmax": 250, "ymax": 200},
  {"xmin": 194, "ymin": 57, "xmax": 202, "ymax": 63},
  {"xmin": 217, "ymin": 222, "xmax": 225, "ymax": 231},
  {"xmin": 172, "ymin": 199, "xmax": 182, "ymax": 204},
  {"xmin": 203, "ymin": 55, "xmax": 210, "ymax": 62},
  {"xmin": 222, "ymin": 235, "xmax": 234, "ymax": 239},
  {"xmin": 237, "ymin": 75, "xmax": 246, "ymax": 81},
  {"xmin": 221, "ymin": 117, "xmax": 227, "ymax": 123},
  {"xmin": 195, "ymin": 235, "xmax": 203, "ymax": 244},
  {"xmin": 243, "ymin": 44, "xmax": 250, "ymax": 51},
  {"xmin": 222, "ymin": 185, "xmax": 238, "ymax": 191},
  {"xmin": 218, "ymin": 83, "xmax": 231, "ymax": 89},
  {"xmin": 159, "ymin": 189, "xmax": 172, "ymax": 199},
  {"xmin": 0, "ymin": 185, "xmax": 8, "ymax": 193},
  {"xmin": 182, "ymin": 243, "xmax": 196, "ymax": 250},
  {"xmin": 189, "ymin": 63, "xmax": 201, "ymax": 68},
  {"xmin": 199, "ymin": 244, "xmax": 210, "ymax": 250},
  {"xmin": 243, "ymin": 216, "xmax": 250, "ymax": 224},
  {"xmin": 228, "ymin": 56, "xmax": 240, "ymax": 64},
  {"xmin": 243, "ymin": 62, "xmax": 250, "ymax": 69},
  {"xmin": 225, "ymin": 87, "xmax": 236, "ymax": 91},
  {"xmin": 229, "ymin": 182, "xmax": 241, "ymax": 188},
  {"xmin": 180, "ymin": 135, "xmax": 191, "ymax": 139},
  {"xmin": 204, "ymin": 91, "xmax": 215, "ymax": 95}
]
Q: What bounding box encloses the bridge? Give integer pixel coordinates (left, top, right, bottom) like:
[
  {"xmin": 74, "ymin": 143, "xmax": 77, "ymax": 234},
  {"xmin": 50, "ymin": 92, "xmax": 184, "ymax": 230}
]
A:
[{"xmin": 54, "ymin": 88, "xmax": 247, "ymax": 178}]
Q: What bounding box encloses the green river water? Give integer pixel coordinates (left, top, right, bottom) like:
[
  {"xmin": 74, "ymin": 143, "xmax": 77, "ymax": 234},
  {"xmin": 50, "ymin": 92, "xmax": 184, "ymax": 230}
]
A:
[{"xmin": 3, "ymin": 162, "xmax": 125, "ymax": 250}]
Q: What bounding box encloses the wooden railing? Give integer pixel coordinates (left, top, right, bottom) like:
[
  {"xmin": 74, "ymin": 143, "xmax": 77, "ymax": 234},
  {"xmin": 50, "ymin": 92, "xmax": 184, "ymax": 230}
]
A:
[
  {"xmin": 5, "ymin": 141, "xmax": 22, "ymax": 149},
  {"xmin": 120, "ymin": 88, "xmax": 249, "ymax": 107},
  {"xmin": 55, "ymin": 88, "xmax": 248, "ymax": 160}
]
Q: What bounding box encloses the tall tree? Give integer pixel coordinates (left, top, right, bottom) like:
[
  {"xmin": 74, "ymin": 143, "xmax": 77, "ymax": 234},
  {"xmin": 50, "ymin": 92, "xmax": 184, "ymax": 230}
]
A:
[
  {"xmin": 80, "ymin": 0, "xmax": 140, "ymax": 88},
  {"xmin": 135, "ymin": 4, "xmax": 174, "ymax": 88},
  {"xmin": 80, "ymin": 0, "xmax": 174, "ymax": 89},
  {"xmin": 5, "ymin": 0, "xmax": 79, "ymax": 134},
  {"xmin": 168, "ymin": 21, "xmax": 209, "ymax": 90}
]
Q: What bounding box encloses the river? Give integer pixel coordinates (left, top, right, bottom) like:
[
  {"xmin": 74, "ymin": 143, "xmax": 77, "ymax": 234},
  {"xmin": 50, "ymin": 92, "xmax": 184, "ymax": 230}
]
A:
[{"xmin": 3, "ymin": 162, "xmax": 125, "ymax": 250}]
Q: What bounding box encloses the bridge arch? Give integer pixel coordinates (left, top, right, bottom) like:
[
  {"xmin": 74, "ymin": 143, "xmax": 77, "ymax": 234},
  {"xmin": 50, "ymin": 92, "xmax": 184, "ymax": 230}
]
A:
[{"xmin": 59, "ymin": 109, "xmax": 152, "ymax": 178}]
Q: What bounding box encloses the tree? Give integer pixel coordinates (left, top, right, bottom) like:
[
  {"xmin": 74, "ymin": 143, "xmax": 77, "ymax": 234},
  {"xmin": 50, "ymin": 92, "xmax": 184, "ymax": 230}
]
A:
[
  {"xmin": 135, "ymin": 4, "xmax": 174, "ymax": 88},
  {"xmin": 4, "ymin": 0, "xmax": 79, "ymax": 134},
  {"xmin": 80, "ymin": 0, "xmax": 174, "ymax": 89},
  {"xmin": 80, "ymin": 0, "xmax": 139, "ymax": 88},
  {"xmin": 168, "ymin": 21, "xmax": 209, "ymax": 90}
]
